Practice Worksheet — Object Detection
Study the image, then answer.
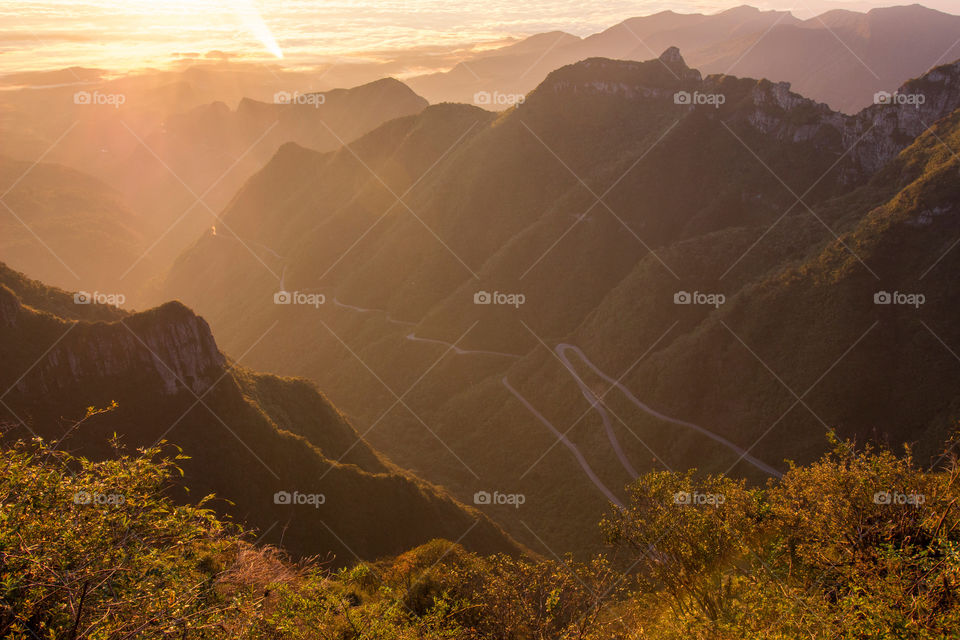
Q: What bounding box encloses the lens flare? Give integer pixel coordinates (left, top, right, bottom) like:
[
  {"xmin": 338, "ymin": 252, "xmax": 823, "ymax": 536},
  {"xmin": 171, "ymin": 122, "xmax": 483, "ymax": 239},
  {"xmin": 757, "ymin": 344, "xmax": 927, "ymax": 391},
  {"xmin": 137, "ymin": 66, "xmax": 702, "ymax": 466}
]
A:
[{"xmin": 237, "ymin": 0, "xmax": 283, "ymax": 59}]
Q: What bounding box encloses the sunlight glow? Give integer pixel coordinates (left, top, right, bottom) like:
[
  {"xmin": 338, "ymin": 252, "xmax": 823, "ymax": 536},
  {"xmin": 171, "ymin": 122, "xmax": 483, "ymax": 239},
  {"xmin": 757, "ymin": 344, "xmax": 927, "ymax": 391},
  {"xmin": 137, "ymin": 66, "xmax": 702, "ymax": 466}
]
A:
[
  {"xmin": 2, "ymin": 1, "xmax": 959, "ymax": 75},
  {"xmin": 237, "ymin": 0, "xmax": 284, "ymax": 59}
]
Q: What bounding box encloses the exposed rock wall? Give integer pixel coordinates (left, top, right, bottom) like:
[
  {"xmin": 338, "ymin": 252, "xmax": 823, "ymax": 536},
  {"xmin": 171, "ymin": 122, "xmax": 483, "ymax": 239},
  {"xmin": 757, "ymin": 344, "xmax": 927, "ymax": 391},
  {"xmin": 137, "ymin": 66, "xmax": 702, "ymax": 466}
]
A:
[{"xmin": 3, "ymin": 296, "xmax": 225, "ymax": 397}]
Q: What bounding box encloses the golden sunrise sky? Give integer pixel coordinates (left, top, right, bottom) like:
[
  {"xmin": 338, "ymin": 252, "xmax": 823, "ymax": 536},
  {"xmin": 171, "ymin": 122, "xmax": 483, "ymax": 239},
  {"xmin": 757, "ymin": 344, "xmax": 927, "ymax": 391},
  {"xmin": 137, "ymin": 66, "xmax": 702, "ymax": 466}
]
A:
[{"xmin": 2, "ymin": 1, "xmax": 959, "ymax": 75}]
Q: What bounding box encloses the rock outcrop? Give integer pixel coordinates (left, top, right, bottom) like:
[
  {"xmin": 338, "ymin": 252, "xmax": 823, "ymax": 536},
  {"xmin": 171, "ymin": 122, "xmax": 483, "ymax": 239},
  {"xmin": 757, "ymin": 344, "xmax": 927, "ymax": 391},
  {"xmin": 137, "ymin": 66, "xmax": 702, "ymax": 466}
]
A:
[
  {"xmin": 544, "ymin": 48, "xmax": 960, "ymax": 184},
  {"xmin": 7, "ymin": 299, "xmax": 225, "ymax": 397}
]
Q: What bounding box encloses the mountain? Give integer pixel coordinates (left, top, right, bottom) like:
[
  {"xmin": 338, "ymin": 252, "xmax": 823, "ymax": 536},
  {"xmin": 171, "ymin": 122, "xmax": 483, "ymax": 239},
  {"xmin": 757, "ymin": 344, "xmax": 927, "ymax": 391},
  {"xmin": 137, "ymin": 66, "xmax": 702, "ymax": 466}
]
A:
[
  {"xmin": 407, "ymin": 6, "xmax": 796, "ymax": 106},
  {"xmin": 115, "ymin": 76, "xmax": 429, "ymax": 231},
  {"xmin": 0, "ymin": 264, "xmax": 520, "ymax": 562},
  {"xmin": 158, "ymin": 48, "xmax": 960, "ymax": 553},
  {"xmin": 0, "ymin": 76, "xmax": 428, "ymax": 299},
  {"xmin": 407, "ymin": 4, "xmax": 960, "ymax": 114},
  {"xmin": 0, "ymin": 155, "xmax": 153, "ymax": 296},
  {"xmin": 0, "ymin": 261, "xmax": 127, "ymax": 323},
  {"xmin": 699, "ymin": 4, "xmax": 960, "ymax": 113},
  {"xmin": 559, "ymin": 102, "xmax": 960, "ymax": 475}
]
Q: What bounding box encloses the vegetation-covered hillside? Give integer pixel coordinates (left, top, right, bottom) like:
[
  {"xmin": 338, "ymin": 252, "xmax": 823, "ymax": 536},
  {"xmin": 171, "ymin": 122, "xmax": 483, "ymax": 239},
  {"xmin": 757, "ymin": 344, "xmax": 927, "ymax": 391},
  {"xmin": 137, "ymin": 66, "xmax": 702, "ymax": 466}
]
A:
[
  {"xmin": 0, "ymin": 264, "xmax": 520, "ymax": 562},
  {"xmin": 159, "ymin": 49, "xmax": 960, "ymax": 554},
  {"xmin": 2, "ymin": 427, "xmax": 958, "ymax": 638}
]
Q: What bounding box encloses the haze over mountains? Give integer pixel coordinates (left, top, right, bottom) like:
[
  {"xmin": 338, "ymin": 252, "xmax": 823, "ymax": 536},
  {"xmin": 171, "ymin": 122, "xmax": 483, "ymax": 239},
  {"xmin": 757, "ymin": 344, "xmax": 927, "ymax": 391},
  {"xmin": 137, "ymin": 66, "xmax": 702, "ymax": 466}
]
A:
[
  {"xmin": 408, "ymin": 4, "xmax": 960, "ymax": 113},
  {"xmin": 0, "ymin": 156, "xmax": 152, "ymax": 294},
  {"xmin": 0, "ymin": 74, "xmax": 427, "ymax": 300},
  {"xmin": 157, "ymin": 47, "xmax": 960, "ymax": 551},
  {"xmin": 4, "ymin": 0, "xmax": 960, "ymax": 563},
  {"xmin": 0, "ymin": 263, "xmax": 520, "ymax": 562},
  {"xmin": 2, "ymin": 3, "xmax": 956, "ymax": 305},
  {"xmin": 8, "ymin": 3, "xmax": 960, "ymax": 636}
]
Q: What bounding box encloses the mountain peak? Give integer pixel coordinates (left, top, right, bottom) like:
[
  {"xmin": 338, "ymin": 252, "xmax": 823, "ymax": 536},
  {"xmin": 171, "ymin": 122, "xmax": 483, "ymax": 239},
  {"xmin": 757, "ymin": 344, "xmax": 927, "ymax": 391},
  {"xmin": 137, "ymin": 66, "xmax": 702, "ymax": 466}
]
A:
[
  {"xmin": 719, "ymin": 5, "xmax": 761, "ymax": 16},
  {"xmin": 659, "ymin": 46, "xmax": 687, "ymax": 68}
]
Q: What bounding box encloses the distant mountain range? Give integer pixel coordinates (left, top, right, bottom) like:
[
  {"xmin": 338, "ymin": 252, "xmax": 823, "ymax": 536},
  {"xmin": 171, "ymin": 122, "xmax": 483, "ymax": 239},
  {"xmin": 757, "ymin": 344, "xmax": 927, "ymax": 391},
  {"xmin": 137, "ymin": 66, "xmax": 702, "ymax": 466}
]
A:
[
  {"xmin": 0, "ymin": 77, "xmax": 427, "ymax": 301},
  {"xmin": 0, "ymin": 155, "xmax": 152, "ymax": 293},
  {"xmin": 408, "ymin": 4, "xmax": 960, "ymax": 114},
  {"xmin": 159, "ymin": 48, "xmax": 960, "ymax": 552},
  {"xmin": 0, "ymin": 263, "xmax": 520, "ymax": 562},
  {"xmin": 5, "ymin": 4, "xmax": 960, "ymax": 557},
  {"xmin": 4, "ymin": 4, "xmax": 958, "ymax": 307}
]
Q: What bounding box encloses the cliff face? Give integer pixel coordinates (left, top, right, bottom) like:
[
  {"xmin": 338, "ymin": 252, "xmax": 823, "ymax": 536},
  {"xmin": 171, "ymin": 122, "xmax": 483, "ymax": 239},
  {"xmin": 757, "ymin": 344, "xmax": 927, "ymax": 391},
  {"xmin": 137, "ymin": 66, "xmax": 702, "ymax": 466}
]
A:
[
  {"xmin": 845, "ymin": 60, "xmax": 960, "ymax": 175},
  {"xmin": 0, "ymin": 287, "xmax": 18, "ymax": 328},
  {"xmin": 729, "ymin": 59, "xmax": 960, "ymax": 180},
  {"xmin": 0, "ymin": 268, "xmax": 524, "ymax": 563},
  {"xmin": 534, "ymin": 49, "xmax": 960, "ymax": 184},
  {"xmin": 742, "ymin": 80, "xmax": 844, "ymax": 140},
  {"xmin": 3, "ymin": 295, "xmax": 225, "ymax": 398}
]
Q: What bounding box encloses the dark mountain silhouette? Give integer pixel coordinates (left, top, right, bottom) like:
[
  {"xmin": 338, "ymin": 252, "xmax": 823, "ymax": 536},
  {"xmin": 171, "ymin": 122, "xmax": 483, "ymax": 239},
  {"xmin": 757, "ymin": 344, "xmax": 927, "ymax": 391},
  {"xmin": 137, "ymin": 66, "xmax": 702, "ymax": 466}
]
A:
[
  {"xmin": 408, "ymin": 4, "xmax": 960, "ymax": 114},
  {"xmin": 700, "ymin": 4, "xmax": 960, "ymax": 113},
  {"xmin": 0, "ymin": 265, "xmax": 520, "ymax": 563}
]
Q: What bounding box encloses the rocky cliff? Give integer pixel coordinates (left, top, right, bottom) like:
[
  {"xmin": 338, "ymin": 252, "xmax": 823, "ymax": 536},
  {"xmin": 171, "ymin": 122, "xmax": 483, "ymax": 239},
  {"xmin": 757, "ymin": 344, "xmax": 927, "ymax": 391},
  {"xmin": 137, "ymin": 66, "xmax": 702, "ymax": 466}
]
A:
[
  {"xmin": 2, "ymin": 289, "xmax": 225, "ymax": 397},
  {"xmin": 717, "ymin": 57, "xmax": 960, "ymax": 180},
  {"xmin": 538, "ymin": 47, "xmax": 960, "ymax": 185},
  {"xmin": 0, "ymin": 266, "xmax": 523, "ymax": 562}
]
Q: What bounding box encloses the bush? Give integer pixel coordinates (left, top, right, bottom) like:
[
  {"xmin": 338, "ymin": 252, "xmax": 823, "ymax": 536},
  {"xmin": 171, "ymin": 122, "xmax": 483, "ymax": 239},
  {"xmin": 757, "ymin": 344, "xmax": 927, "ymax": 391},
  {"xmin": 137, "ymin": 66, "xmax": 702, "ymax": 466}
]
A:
[
  {"xmin": 3, "ymin": 422, "xmax": 960, "ymax": 639},
  {"xmin": 603, "ymin": 433, "xmax": 960, "ymax": 639},
  {"xmin": 0, "ymin": 435, "xmax": 254, "ymax": 638}
]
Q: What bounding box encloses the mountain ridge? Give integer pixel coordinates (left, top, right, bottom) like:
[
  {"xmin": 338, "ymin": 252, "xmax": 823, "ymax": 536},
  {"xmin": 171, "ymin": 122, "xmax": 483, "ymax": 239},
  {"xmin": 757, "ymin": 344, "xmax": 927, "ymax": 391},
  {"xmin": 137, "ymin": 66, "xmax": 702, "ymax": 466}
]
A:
[
  {"xmin": 0, "ymin": 265, "xmax": 523, "ymax": 562},
  {"xmin": 407, "ymin": 4, "xmax": 960, "ymax": 114},
  {"xmin": 154, "ymin": 49, "xmax": 960, "ymax": 552}
]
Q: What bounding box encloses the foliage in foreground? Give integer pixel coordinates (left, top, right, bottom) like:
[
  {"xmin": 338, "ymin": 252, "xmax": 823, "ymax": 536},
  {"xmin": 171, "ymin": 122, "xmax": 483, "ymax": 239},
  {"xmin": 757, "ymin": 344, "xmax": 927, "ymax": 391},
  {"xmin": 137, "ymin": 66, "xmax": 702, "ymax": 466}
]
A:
[
  {"xmin": 1, "ymin": 430, "xmax": 959, "ymax": 639},
  {"xmin": 605, "ymin": 435, "xmax": 960, "ymax": 639}
]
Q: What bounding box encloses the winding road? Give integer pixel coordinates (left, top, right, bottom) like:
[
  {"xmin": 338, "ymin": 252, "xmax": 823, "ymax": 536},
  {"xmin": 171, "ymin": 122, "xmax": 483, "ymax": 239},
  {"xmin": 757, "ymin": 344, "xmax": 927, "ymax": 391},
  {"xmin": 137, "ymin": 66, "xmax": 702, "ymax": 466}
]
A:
[
  {"xmin": 502, "ymin": 376, "xmax": 625, "ymax": 509},
  {"xmin": 332, "ymin": 297, "xmax": 417, "ymax": 327},
  {"xmin": 555, "ymin": 344, "xmax": 783, "ymax": 478},
  {"xmin": 405, "ymin": 332, "xmax": 522, "ymax": 358},
  {"xmin": 230, "ymin": 233, "xmax": 780, "ymax": 495},
  {"xmin": 554, "ymin": 344, "xmax": 640, "ymax": 480},
  {"xmin": 501, "ymin": 345, "xmax": 781, "ymax": 507},
  {"xmin": 332, "ymin": 298, "xmax": 522, "ymax": 357},
  {"xmin": 326, "ymin": 293, "xmax": 783, "ymax": 494}
]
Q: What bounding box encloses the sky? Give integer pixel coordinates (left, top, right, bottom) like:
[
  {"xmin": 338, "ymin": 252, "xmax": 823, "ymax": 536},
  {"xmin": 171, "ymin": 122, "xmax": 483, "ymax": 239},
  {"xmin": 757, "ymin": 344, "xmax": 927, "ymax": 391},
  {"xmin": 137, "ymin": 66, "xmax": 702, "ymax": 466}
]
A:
[{"xmin": 2, "ymin": 1, "xmax": 959, "ymax": 75}]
